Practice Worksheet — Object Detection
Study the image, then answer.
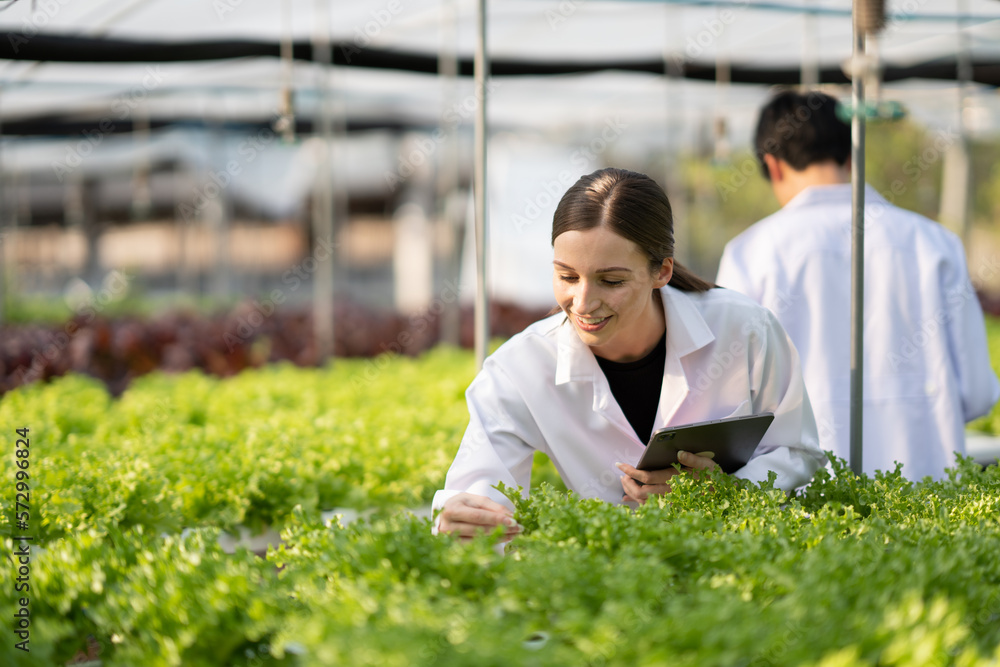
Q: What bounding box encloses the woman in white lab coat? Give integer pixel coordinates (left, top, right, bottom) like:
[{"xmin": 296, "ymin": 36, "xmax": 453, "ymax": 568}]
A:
[{"xmin": 434, "ymin": 168, "xmax": 825, "ymax": 538}]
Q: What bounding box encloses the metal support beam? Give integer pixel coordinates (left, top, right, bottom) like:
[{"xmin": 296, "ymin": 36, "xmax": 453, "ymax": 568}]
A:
[
  {"xmin": 312, "ymin": 0, "xmax": 335, "ymax": 361},
  {"xmin": 849, "ymin": 6, "xmax": 867, "ymax": 477},
  {"xmin": 473, "ymin": 0, "xmax": 489, "ymax": 369},
  {"xmin": 437, "ymin": 0, "xmax": 462, "ymax": 347}
]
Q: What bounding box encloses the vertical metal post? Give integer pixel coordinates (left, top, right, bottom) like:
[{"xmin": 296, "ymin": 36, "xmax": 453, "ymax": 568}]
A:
[
  {"xmin": 175, "ymin": 172, "xmax": 197, "ymax": 296},
  {"xmin": 943, "ymin": 0, "xmax": 973, "ymax": 245},
  {"xmin": 713, "ymin": 53, "xmax": 731, "ymax": 162},
  {"xmin": 801, "ymin": 0, "xmax": 819, "ymax": 87},
  {"xmin": 312, "ymin": 0, "xmax": 335, "ymax": 361},
  {"xmin": 663, "ymin": 11, "xmax": 688, "ymax": 268},
  {"xmin": 278, "ymin": 0, "xmax": 296, "ymax": 144},
  {"xmin": 131, "ymin": 102, "xmax": 152, "ymax": 220},
  {"xmin": 849, "ymin": 7, "xmax": 866, "ymax": 477},
  {"xmin": 473, "ymin": 0, "xmax": 489, "ymax": 369},
  {"xmin": 437, "ymin": 0, "xmax": 462, "ymax": 347},
  {"xmin": 209, "ymin": 124, "xmax": 230, "ymax": 300}
]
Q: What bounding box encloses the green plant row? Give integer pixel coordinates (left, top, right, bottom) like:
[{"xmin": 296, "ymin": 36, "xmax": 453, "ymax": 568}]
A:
[
  {"xmin": 2, "ymin": 458, "xmax": 999, "ymax": 666},
  {"xmin": 0, "ymin": 348, "xmax": 566, "ymax": 542},
  {"xmin": 2, "ymin": 340, "xmax": 999, "ymax": 666},
  {"xmin": 6, "ymin": 310, "xmax": 998, "ymax": 543},
  {"xmin": 0, "ymin": 349, "xmax": 469, "ymax": 540}
]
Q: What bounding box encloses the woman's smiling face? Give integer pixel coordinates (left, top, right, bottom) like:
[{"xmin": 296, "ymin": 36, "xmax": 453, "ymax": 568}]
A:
[{"xmin": 553, "ymin": 225, "xmax": 673, "ymax": 362}]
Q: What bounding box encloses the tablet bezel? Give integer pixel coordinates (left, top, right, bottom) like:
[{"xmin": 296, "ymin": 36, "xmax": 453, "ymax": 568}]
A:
[{"xmin": 635, "ymin": 412, "xmax": 775, "ymax": 475}]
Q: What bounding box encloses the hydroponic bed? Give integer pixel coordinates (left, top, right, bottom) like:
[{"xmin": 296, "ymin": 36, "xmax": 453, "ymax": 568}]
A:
[{"xmin": 2, "ymin": 348, "xmax": 999, "ymax": 666}]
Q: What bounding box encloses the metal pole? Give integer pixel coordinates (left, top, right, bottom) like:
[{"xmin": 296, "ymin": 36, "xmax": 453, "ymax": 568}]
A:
[
  {"xmin": 209, "ymin": 124, "xmax": 230, "ymax": 300},
  {"xmin": 849, "ymin": 5, "xmax": 866, "ymax": 477},
  {"xmin": 473, "ymin": 0, "xmax": 489, "ymax": 369},
  {"xmin": 663, "ymin": 12, "xmax": 689, "ymax": 269},
  {"xmin": 131, "ymin": 102, "xmax": 152, "ymax": 221},
  {"xmin": 953, "ymin": 0, "xmax": 972, "ymax": 245},
  {"xmin": 312, "ymin": 0, "xmax": 335, "ymax": 361},
  {"xmin": 437, "ymin": 0, "xmax": 462, "ymax": 347},
  {"xmin": 713, "ymin": 51, "xmax": 731, "ymax": 162},
  {"xmin": 279, "ymin": 0, "xmax": 296, "ymax": 144},
  {"xmin": 801, "ymin": 0, "xmax": 819, "ymax": 87}
]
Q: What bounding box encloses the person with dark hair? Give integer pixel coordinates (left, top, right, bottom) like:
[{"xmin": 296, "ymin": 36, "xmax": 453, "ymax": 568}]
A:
[
  {"xmin": 753, "ymin": 90, "xmax": 850, "ymax": 180},
  {"xmin": 717, "ymin": 90, "xmax": 999, "ymax": 481},
  {"xmin": 434, "ymin": 167, "xmax": 825, "ymax": 539}
]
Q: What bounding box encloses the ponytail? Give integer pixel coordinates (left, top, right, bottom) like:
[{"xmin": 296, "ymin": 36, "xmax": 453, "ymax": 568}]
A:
[{"xmin": 667, "ymin": 260, "xmax": 714, "ymax": 293}]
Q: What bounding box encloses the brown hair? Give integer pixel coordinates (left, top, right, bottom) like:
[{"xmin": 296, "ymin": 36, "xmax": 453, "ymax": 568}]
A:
[{"xmin": 551, "ymin": 167, "xmax": 714, "ymax": 293}]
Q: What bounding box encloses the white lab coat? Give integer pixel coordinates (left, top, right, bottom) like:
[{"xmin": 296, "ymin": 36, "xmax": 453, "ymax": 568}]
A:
[
  {"xmin": 432, "ymin": 285, "xmax": 826, "ymax": 517},
  {"xmin": 717, "ymin": 184, "xmax": 1000, "ymax": 480}
]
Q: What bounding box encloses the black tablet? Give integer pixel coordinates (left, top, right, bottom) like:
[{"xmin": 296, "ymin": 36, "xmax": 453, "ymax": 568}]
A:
[{"xmin": 635, "ymin": 412, "xmax": 775, "ymax": 475}]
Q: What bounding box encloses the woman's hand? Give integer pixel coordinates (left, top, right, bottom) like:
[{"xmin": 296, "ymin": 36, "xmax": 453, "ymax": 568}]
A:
[
  {"xmin": 617, "ymin": 451, "xmax": 720, "ymax": 504},
  {"xmin": 437, "ymin": 492, "xmax": 522, "ymax": 540}
]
